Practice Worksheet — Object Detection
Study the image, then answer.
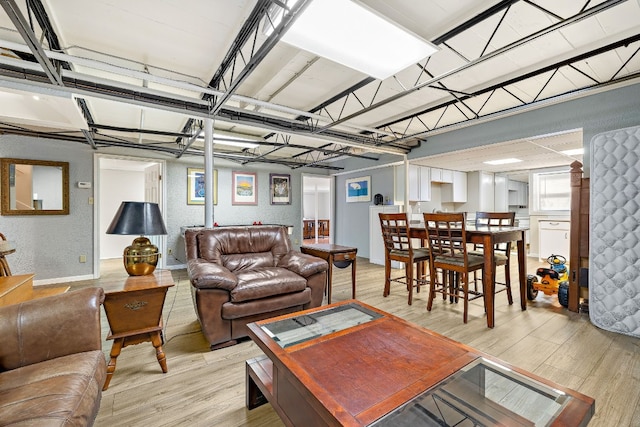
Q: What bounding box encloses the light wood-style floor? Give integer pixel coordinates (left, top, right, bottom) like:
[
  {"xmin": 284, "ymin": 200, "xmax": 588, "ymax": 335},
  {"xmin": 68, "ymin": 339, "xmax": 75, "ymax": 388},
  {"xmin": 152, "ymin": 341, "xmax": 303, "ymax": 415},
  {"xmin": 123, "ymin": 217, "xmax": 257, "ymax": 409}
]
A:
[{"xmin": 73, "ymin": 257, "xmax": 640, "ymax": 427}]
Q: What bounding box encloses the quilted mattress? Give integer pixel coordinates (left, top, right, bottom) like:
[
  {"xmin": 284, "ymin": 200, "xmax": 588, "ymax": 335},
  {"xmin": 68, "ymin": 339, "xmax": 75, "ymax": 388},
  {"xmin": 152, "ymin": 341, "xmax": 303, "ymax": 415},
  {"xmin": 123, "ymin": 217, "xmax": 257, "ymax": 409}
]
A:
[{"xmin": 589, "ymin": 125, "xmax": 640, "ymax": 338}]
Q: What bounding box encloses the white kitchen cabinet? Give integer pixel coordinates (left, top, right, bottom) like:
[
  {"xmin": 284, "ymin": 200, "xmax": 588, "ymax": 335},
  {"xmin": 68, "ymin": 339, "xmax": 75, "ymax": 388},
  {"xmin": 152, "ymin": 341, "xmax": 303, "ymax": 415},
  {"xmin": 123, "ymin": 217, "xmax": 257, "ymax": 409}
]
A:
[
  {"xmin": 369, "ymin": 205, "xmax": 403, "ymax": 267},
  {"xmin": 441, "ymin": 171, "xmax": 467, "ymax": 203},
  {"xmin": 431, "ymin": 168, "xmax": 453, "ymax": 184},
  {"xmin": 494, "ymin": 174, "xmax": 508, "ymax": 211},
  {"xmin": 538, "ymin": 220, "xmax": 570, "ymax": 262},
  {"xmin": 408, "ymin": 165, "xmax": 431, "ymax": 201},
  {"xmin": 464, "ymin": 171, "xmax": 494, "ymax": 212}
]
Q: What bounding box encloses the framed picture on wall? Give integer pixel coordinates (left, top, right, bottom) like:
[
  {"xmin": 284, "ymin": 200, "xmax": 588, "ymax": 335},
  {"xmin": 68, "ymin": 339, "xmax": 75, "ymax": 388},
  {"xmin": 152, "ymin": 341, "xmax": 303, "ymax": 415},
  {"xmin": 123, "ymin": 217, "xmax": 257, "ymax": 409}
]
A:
[
  {"xmin": 346, "ymin": 176, "xmax": 371, "ymax": 202},
  {"xmin": 187, "ymin": 168, "xmax": 217, "ymax": 205},
  {"xmin": 270, "ymin": 173, "xmax": 291, "ymax": 205},
  {"xmin": 232, "ymin": 171, "xmax": 258, "ymax": 205}
]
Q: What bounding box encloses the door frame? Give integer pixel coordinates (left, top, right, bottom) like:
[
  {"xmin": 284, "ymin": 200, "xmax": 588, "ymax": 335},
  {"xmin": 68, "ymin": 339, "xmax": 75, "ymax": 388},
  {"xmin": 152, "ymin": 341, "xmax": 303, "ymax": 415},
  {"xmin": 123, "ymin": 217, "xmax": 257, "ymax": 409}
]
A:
[
  {"xmin": 301, "ymin": 174, "xmax": 333, "ymax": 244},
  {"xmin": 93, "ymin": 153, "xmax": 167, "ymax": 278}
]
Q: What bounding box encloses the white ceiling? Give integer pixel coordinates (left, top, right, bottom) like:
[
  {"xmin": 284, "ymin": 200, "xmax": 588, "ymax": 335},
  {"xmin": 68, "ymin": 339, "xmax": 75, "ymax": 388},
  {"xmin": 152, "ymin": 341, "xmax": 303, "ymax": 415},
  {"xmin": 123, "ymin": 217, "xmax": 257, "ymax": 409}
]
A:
[
  {"xmin": 0, "ymin": 0, "xmax": 638, "ymax": 173},
  {"xmin": 413, "ymin": 129, "xmax": 583, "ymax": 182}
]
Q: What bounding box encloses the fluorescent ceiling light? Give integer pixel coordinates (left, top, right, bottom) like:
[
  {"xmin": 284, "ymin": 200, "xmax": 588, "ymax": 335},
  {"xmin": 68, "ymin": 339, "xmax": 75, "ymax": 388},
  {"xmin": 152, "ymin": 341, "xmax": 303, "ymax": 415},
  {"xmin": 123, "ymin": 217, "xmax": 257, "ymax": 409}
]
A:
[
  {"xmin": 484, "ymin": 158, "xmax": 523, "ymax": 165},
  {"xmin": 560, "ymin": 148, "xmax": 584, "ymax": 156},
  {"xmin": 278, "ymin": 0, "xmax": 438, "ymax": 80},
  {"xmin": 196, "ymin": 133, "xmax": 260, "ymax": 149}
]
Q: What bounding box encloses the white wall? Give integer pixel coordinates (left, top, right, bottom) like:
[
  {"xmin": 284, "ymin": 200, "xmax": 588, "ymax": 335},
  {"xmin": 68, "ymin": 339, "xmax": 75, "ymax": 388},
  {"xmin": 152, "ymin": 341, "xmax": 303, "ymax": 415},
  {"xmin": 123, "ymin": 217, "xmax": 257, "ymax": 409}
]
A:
[
  {"xmin": 303, "ymin": 191, "xmax": 330, "ymax": 219},
  {"xmin": 99, "ymin": 169, "xmax": 145, "ymax": 259}
]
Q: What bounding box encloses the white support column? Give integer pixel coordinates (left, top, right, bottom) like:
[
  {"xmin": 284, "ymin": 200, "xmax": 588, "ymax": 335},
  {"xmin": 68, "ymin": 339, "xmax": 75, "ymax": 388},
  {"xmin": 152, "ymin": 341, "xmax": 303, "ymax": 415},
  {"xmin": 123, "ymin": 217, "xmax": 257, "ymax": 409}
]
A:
[
  {"xmin": 204, "ymin": 118, "xmax": 214, "ymax": 228},
  {"xmin": 403, "ymin": 155, "xmax": 409, "ymax": 215}
]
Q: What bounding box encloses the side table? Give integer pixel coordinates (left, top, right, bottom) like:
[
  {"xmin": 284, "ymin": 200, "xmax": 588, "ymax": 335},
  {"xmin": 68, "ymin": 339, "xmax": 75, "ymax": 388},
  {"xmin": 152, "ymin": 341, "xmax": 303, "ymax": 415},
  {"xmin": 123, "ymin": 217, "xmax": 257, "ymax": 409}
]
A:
[
  {"xmin": 300, "ymin": 244, "xmax": 357, "ymax": 304},
  {"xmin": 101, "ymin": 270, "xmax": 174, "ymax": 390}
]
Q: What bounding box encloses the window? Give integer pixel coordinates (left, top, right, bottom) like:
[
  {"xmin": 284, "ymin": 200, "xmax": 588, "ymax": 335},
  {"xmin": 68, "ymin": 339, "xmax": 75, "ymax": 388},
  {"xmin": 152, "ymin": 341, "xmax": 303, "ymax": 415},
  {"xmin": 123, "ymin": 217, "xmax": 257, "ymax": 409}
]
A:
[{"xmin": 532, "ymin": 170, "xmax": 570, "ymax": 211}]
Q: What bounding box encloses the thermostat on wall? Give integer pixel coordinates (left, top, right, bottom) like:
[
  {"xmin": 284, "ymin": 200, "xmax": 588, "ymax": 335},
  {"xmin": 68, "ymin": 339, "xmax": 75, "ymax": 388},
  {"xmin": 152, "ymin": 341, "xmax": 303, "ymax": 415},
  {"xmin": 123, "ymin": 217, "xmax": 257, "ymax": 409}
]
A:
[{"xmin": 77, "ymin": 181, "xmax": 92, "ymax": 189}]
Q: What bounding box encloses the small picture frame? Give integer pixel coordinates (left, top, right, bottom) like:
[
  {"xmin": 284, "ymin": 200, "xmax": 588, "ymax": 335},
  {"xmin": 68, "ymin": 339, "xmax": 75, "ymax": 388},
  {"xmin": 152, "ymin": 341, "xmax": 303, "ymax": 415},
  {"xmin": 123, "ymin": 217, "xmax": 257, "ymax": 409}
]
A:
[
  {"xmin": 187, "ymin": 168, "xmax": 217, "ymax": 205},
  {"xmin": 270, "ymin": 173, "xmax": 291, "ymax": 205},
  {"xmin": 346, "ymin": 176, "xmax": 371, "ymax": 203},
  {"xmin": 232, "ymin": 171, "xmax": 258, "ymax": 205}
]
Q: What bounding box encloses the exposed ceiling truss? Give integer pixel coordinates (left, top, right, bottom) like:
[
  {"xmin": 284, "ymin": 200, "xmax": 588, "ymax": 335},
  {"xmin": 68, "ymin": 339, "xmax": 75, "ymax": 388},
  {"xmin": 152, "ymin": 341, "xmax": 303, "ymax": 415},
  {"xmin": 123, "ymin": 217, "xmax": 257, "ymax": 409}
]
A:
[
  {"xmin": 0, "ymin": 0, "xmax": 638, "ymax": 171},
  {"xmin": 307, "ymin": 0, "xmax": 638, "ymax": 140}
]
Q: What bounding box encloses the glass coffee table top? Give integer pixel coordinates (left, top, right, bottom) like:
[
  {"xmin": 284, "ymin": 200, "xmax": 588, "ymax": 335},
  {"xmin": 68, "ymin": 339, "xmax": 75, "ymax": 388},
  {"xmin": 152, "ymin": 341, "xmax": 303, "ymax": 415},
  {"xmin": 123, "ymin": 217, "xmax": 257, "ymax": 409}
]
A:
[
  {"xmin": 371, "ymin": 357, "xmax": 571, "ymax": 426},
  {"xmin": 260, "ymin": 303, "xmax": 382, "ymax": 348}
]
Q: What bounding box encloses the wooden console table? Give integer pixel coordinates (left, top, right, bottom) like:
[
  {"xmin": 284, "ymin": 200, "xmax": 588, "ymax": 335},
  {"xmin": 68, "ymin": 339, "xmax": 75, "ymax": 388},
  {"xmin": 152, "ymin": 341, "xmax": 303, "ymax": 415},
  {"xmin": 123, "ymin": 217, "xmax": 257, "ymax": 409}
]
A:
[
  {"xmin": 300, "ymin": 243, "xmax": 356, "ymax": 304},
  {"xmin": 101, "ymin": 270, "xmax": 174, "ymax": 390},
  {"xmin": 0, "ymin": 274, "xmax": 69, "ymax": 307}
]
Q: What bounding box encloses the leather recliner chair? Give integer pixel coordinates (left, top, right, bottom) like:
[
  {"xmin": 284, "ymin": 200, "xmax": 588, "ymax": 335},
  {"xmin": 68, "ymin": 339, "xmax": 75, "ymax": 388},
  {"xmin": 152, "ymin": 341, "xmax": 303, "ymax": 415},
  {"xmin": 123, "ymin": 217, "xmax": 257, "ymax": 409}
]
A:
[
  {"xmin": 0, "ymin": 287, "xmax": 106, "ymax": 426},
  {"xmin": 185, "ymin": 225, "xmax": 328, "ymax": 350}
]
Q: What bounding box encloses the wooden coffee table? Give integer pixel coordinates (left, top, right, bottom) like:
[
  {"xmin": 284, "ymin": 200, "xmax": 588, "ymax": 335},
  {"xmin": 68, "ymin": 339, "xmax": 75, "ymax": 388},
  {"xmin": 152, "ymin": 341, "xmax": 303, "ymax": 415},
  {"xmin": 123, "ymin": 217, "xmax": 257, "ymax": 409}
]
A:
[{"xmin": 246, "ymin": 300, "xmax": 594, "ymax": 426}]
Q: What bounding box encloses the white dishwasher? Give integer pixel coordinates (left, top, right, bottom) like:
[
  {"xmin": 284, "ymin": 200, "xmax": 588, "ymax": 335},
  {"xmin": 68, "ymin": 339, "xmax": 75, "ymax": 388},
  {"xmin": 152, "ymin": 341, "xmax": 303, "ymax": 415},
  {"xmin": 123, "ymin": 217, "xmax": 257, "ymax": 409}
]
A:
[{"xmin": 538, "ymin": 220, "xmax": 570, "ymax": 262}]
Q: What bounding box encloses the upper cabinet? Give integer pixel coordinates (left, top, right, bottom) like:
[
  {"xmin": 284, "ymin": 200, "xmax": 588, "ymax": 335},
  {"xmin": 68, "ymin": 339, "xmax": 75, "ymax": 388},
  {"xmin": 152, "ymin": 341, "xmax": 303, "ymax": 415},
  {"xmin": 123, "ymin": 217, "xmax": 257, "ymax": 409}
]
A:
[
  {"xmin": 441, "ymin": 171, "xmax": 467, "ymax": 203},
  {"xmin": 395, "ymin": 164, "xmax": 431, "ymax": 202},
  {"xmin": 409, "ymin": 165, "xmax": 431, "ymax": 201},
  {"xmin": 430, "ymin": 168, "xmax": 453, "ymax": 184}
]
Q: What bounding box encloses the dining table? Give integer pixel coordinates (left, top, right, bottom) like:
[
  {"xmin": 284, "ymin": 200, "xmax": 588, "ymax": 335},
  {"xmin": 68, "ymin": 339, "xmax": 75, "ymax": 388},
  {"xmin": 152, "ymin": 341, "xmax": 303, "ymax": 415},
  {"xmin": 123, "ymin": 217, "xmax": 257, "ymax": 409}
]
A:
[{"xmin": 410, "ymin": 223, "xmax": 529, "ymax": 328}]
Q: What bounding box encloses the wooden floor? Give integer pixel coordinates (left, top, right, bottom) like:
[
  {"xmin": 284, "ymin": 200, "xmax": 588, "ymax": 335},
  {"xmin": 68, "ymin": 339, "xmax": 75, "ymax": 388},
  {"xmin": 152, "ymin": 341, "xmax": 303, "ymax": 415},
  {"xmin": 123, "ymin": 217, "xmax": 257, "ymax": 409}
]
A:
[{"xmin": 72, "ymin": 258, "xmax": 640, "ymax": 427}]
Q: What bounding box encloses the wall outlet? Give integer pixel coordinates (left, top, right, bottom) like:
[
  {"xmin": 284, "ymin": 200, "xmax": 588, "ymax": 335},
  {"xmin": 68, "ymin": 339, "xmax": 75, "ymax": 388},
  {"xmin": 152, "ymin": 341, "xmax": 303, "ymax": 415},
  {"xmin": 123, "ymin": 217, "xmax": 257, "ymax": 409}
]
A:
[{"xmin": 79, "ymin": 255, "xmax": 87, "ymax": 263}]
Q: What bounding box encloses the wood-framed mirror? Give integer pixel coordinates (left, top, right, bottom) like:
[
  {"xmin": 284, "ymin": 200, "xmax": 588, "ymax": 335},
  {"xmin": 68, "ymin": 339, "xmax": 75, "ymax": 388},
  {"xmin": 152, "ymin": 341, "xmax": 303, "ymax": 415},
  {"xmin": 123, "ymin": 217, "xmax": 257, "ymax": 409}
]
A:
[{"xmin": 1, "ymin": 158, "xmax": 69, "ymax": 215}]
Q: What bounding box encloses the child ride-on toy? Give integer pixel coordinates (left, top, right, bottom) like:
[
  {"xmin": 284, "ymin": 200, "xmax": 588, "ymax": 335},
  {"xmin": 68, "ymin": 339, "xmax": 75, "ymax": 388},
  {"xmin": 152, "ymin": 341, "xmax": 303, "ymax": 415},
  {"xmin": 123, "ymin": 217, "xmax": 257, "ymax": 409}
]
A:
[{"xmin": 526, "ymin": 254, "xmax": 569, "ymax": 307}]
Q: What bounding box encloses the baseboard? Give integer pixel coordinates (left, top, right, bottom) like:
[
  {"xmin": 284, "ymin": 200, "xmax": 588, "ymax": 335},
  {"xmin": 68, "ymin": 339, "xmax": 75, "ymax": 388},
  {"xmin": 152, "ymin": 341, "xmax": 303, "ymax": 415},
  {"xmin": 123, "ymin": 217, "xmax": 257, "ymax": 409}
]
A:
[{"xmin": 34, "ymin": 274, "xmax": 95, "ymax": 286}]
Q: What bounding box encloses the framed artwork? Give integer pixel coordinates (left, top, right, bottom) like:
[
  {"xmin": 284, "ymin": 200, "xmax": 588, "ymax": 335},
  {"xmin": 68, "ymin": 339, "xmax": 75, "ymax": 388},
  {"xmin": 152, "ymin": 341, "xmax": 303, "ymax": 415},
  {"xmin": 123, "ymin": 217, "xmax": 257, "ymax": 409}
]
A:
[
  {"xmin": 232, "ymin": 171, "xmax": 258, "ymax": 205},
  {"xmin": 270, "ymin": 173, "xmax": 291, "ymax": 205},
  {"xmin": 346, "ymin": 175, "xmax": 371, "ymax": 203},
  {"xmin": 187, "ymin": 168, "xmax": 217, "ymax": 205}
]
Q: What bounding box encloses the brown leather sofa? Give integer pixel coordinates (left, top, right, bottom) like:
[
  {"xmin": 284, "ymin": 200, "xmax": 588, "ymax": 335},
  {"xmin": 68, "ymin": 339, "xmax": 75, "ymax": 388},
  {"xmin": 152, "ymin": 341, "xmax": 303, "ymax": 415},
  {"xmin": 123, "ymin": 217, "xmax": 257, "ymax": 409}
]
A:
[
  {"xmin": 0, "ymin": 287, "xmax": 106, "ymax": 426},
  {"xmin": 185, "ymin": 225, "xmax": 328, "ymax": 350}
]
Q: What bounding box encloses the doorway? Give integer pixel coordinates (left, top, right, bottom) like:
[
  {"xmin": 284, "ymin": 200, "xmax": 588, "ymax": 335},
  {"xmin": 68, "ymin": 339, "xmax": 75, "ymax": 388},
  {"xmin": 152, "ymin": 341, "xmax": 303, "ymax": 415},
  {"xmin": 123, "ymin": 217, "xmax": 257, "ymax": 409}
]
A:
[
  {"xmin": 302, "ymin": 175, "xmax": 331, "ymax": 245},
  {"xmin": 95, "ymin": 155, "xmax": 165, "ymax": 277}
]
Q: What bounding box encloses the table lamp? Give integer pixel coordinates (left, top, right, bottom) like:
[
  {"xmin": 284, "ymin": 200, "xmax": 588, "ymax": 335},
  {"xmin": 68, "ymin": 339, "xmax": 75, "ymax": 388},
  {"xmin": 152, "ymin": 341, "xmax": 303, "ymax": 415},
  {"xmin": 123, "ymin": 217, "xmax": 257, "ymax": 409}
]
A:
[{"xmin": 106, "ymin": 201, "xmax": 168, "ymax": 276}]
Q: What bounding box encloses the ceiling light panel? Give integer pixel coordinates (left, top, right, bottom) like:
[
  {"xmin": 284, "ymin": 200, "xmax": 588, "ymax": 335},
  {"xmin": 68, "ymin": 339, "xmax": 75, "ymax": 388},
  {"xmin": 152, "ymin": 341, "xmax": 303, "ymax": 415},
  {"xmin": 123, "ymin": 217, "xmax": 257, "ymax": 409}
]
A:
[{"xmin": 280, "ymin": 0, "xmax": 438, "ymax": 80}]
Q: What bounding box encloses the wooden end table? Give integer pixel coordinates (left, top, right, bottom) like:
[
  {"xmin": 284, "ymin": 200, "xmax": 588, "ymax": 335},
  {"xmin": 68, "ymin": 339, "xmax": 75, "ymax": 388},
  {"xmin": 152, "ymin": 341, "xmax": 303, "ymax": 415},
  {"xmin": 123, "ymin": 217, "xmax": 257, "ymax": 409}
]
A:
[
  {"xmin": 300, "ymin": 243, "xmax": 357, "ymax": 304},
  {"xmin": 101, "ymin": 269, "xmax": 174, "ymax": 390}
]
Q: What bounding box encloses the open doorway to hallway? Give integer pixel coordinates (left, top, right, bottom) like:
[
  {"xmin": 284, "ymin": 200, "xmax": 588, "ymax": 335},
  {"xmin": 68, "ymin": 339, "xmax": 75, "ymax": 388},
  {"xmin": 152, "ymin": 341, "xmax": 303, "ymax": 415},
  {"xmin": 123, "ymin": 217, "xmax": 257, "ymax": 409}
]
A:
[
  {"xmin": 96, "ymin": 155, "xmax": 165, "ymax": 277},
  {"xmin": 302, "ymin": 175, "xmax": 331, "ymax": 245}
]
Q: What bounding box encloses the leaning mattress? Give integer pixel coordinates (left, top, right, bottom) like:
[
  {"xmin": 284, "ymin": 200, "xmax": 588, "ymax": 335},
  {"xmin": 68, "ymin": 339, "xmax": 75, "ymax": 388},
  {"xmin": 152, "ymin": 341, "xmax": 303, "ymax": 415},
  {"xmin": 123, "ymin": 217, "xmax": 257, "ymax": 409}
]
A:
[{"xmin": 589, "ymin": 125, "xmax": 640, "ymax": 338}]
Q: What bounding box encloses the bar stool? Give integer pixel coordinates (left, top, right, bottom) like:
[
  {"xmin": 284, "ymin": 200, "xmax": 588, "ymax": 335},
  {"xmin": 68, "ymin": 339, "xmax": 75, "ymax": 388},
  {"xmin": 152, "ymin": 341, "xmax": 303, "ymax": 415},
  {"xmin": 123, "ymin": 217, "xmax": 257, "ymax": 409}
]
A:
[
  {"xmin": 379, "ymin": 213, "xmax": 429, "ymax": 305},
  {"xmin": 470, "ymin": 212, "xmax": 515, "ymax": 305}
]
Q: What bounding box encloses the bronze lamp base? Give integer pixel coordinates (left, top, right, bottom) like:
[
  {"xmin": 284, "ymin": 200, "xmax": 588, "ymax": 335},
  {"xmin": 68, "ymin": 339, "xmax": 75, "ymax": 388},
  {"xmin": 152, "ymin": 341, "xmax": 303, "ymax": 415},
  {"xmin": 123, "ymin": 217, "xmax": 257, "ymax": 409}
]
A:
[{"xmin": 123, "ymin": 236, "xmax": 159, "ymax": 276}]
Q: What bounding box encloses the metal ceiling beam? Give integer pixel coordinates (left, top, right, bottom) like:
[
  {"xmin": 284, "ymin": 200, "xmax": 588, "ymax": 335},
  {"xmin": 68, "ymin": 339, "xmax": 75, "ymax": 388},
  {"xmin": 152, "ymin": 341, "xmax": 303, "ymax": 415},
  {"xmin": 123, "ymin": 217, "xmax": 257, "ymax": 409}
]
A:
[
  {"xmin": 0, "ymin": 124, "xmax": 344, "ymax": 170},
  {"xmin": 311, "ymin": 0, "xmax": 627, "ymax": 135},
  {"xmin": 207, "ymin": 0, "xmax": 310, "ymax": 116},
  {"xmin": 177, "ymin": 0, "xmax": 312, "ymax": 158},
  {"xmin": 1, "ymin": 0, "xmax": 98, "ymax": 147},
  {"xmin": 380, "ymin": 33, "xmax": 640, "ymax": 139},
  {"xmin": 0, "ymin": 0, "xmax": 62, "ymax": 85},
  {"xmin": 177, "ymin": 0, "xmax": 272, "ymax": 146}
]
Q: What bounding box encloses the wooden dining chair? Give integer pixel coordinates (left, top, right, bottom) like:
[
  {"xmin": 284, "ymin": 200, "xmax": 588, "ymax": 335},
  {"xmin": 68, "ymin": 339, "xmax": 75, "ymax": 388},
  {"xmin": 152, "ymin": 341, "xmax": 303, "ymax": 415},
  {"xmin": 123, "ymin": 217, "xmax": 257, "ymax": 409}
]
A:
[
  {"xmin": 378, "ymin": 213, "xmax": 430, "ymax": 305},
  {"xmin": 470, "ymin": 211, "xmax": 516, "ymax": 305},
  {"xmin": 423, "ymin": 212, "xmax": 485, "ymax": 323}
]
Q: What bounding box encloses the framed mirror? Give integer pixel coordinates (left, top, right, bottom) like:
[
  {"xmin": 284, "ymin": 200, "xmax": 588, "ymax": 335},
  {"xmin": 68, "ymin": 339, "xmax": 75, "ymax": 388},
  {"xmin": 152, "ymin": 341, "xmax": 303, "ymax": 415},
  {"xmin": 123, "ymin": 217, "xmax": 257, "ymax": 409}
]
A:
[{"xmin": 1, "ymin": 158, "xmax": 69, "ymax": 215}]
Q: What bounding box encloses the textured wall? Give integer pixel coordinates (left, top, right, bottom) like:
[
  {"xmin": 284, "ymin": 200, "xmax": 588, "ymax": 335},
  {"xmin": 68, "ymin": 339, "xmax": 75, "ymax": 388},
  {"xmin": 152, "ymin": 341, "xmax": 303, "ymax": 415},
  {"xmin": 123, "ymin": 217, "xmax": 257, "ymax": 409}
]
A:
[
  {"xmin": 334, "ymin": 167, "xmax": 397, "ymax": 257},
  {"xmin": 1, "ymin": 135, "xmax": 317, "ymax": 280},
  {"xmin": 165, "ymin": 162, "xmax": 307, "ymax": 267},
  {"xmin": 0, "ymin": 136, "xmax": 94, "ymax": 281}
]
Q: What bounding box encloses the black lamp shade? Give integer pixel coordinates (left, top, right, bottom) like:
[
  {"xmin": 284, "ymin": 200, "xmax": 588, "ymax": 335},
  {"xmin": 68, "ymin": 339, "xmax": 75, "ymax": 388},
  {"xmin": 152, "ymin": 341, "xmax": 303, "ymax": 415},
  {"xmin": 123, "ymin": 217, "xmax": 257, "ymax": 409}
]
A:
[{"xmin": 106, "ymin": 202, "xmax": 167, "ymax": 235}]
